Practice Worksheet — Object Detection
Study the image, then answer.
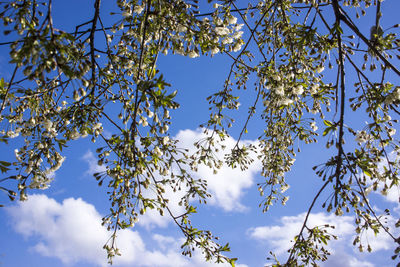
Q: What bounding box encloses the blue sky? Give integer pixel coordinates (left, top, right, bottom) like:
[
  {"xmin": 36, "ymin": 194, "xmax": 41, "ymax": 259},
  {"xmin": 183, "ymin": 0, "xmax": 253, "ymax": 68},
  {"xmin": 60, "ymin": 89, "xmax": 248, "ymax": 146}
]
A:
[{"xmin": 1, "ymin": 1, "xmax": 400, "ymax": 267}]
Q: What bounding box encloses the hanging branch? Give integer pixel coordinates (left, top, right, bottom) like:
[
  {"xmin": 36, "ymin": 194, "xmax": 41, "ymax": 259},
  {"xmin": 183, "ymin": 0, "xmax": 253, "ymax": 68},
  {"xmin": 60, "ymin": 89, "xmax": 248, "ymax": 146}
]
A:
[{"xmin": 332, "ymin": 0, "xmax": 346, "ymax": 208}]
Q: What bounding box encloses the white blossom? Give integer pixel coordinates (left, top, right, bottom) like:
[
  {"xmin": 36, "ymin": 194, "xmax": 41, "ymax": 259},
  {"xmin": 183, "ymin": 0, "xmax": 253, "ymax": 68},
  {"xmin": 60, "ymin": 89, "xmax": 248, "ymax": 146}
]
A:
[
  {"xmin": 93, "ymin": 123, "xmax": 102, "ymax": 130},
  {"xmin": 388, "ymin": 128, "xmax": 396, "ymax": 136},
  {"xmin": 316, "ymin": 65, "xmax": 325, "ymax": 73},
  {"xmin": 235, "ymin": 24, "xmax": 244, "ymax": 31},
  {"xmin": 133, "ymin": 5, "xmax": 144, "ymax": 14},
  {"xmin": 177, "ymin": 25, "xmax": 186, "ymax": 33},
  {"xmin": 227, "ymin": 15, "xmax": 237, "ymax": 24},
  {"xmin": 278, "ymin": 98, "xmax": 293, "ymax": 106},
  {"xmin": 153, "ymin": 146, "xmax": 163, "ymax": 157},
  {"xmin": 162, "ymin": 136, "xmax": 170, "ymax": 145},
  {"xmin": 164, "ymin": 109, "xmax": 169, "ymax": 119},
  {"xmin": 222, "ymin": 36, "xmax": 233, "ymax": 44},
  {"xmin": 215, "ymin": 27, "xmax": 230, "ymax": 36},
  {"xmin": 232, "ymin": 31, "xmax": 243, "ymax": 39},
  {"xmin": 42, "ymin": 119, "xmax": 53, "ymax": 131},
  {"xmin": 384, "ymin": 114, "xmax": 391, "ymax": 121},
  {"xmin": 162, "ymin": 124, "xmax": 169, "ymax": 133},
  {"xmin": 188, "ymin": 50, "xmax": 199, "ymax": 58},
  {"xmin": 6, "ymin": 130, "xmax": 19, "ymax": 138},
  {"xmin": 310, "ymin": 84, "xmax": 319, "ymax": 95},
  {"xmin": 139, "ymin": 117, "xmax": 148, "ymax": 127},
  {"xmin": 211, "ymin": 47, "xmax": 220, "ymax": 55},
  {"xmin": 14, "ymin": 149, "xmax": 22, "ymax": 162},
  {"xmin": 272, "ymin": 74, "xmax": 281, "ymax": 81},
  {"xmin": 233, "ymin": 42, "xmax": 242, "ymax": 52},
  {"xmin": 310, "ymin": 122, "xmax": 318, "ymax": 131},
  {"xmin": 213, "ymin": 3, "xmax": 221, "ymax": 8},
  {"xmin": 281, "ymin": 184, "xmax": 290, "ymax": 193},
  {"xmin": 122, "ymin": 11, "xmax": 132, "ymax": 17},
  {"xmin": 275, "ymin": 84, "xmax": 285, "ymax": 96},
  {"xmin": 70, "ymin": 129, "xmax": 80, "ymax": 140},
  {"xmin": 355, "ymin": 130, "xmax": 370, "ymax": 143},
  {"xmin": 293, "ymin": 85, "xmax": 304, "ymax": 95}
]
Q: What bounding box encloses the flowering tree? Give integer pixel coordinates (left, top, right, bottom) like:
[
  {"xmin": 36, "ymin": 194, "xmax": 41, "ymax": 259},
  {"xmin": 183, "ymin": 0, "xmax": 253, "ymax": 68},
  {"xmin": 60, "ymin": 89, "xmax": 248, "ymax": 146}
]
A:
[{"xmin": 0, "ymin": 0, "xmax": 399, "ymax": 266}]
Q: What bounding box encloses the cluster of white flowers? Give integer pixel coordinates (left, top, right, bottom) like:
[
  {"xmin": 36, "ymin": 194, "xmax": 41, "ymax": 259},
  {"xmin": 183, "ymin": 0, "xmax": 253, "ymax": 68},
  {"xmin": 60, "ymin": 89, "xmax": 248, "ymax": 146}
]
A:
[
  {"xmin": 188, "ymin": 50, "xmax": 199, "ymax": 58},
  {"xmin": 29, "ymin": 172, "xmax": 54, "ymax": 190},
  {"xmin": 153, "ymin": 146, "xmax": 163, "ymax": 157},
  {"xmin": 277, "ymin": 98, "xmax": 293, "ymax": 106},
  {"xmin": 45, "ymin": 152, "xmax": 66, "ymax": 175},
  {"xmin": 160, "ymin": 123, "xmax": 169, "ymax": 134},
  {"xmin": 25, "ymin": 155, "xmax": 43, "ymax": 174},
  {"xmin": 69, "ymin": 128, "xmax": 80, "ymax": 140},
  {"xmin": 139, "ymin": 116, "xmax": 148, "ymax": 126},
  {"xmin": 227, "ymin": 15, "xmax": 237, "ymax": 25},
  {"xmin": 215, "ymin": 26, "xmax": 230, "ymax": 36},
  {"xmin": 26, "ymin": 117, "xmax": 36, "ymax": 127},
  {"xmin": 310, "ymin": 121, "xmax": 318, "ymax": 131},
  {"xmin": 310, "ymin": 83, "xmax": 320, "ymax": 95},
  {"xmin": 133, "ymin": 4, "xmax": 144, "ymax": 14},
  {"xmin": 162, "ymin": 136, "xmax": 169, "ymax": 145},
  {"xmin": 292, "ymin": 84, "xmax": 304, "ymax": 95},
  {"xmin": 316, "ymin": 65, "xmax": 325, "ymax": 73},
  {"xmin": 42, "ymin": 119, "xmax": 57, "ymax": 138},
  {"xmin": 355, "ymin": 130, "xmax": 372, "ymax": 143},
  {"xmin": 176, "ymin": 24, "xmax": 186, "ymax": 33},
  {"xmin": 6, "ymin": 129, "xmax": 20, "ymax": 138},
  {"xmin": 93, "ymin": 122, "xmax": 103, "ymax": 136},
  {"xmin": 281, "ymin": 184, "xmax": 290, "ymax": 193},
  {"xmin": 275, "ymin": 84, "xmax": 285, "ymax": 96},
  {"xmin": 384, "ymin": 86, "xmax": 400, "ymax": 105},
  {"xmin": 388, "ymin": 128, "xmax": 396, "ymax": 137}
]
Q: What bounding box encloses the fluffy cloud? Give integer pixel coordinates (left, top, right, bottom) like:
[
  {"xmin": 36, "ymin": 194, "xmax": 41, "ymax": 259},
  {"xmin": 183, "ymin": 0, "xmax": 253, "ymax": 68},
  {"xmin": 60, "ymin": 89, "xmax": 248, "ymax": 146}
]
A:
[
  {"xmin": 175, "ymin": 128, "xmax": 261, "ymax": 212},
  {"xmin": 6, "ymin": 194, "xmax": 247, "ymax": 267},
  {"xmin": 248, "ymin": 212, "xmax": 353, "ymax": 255},
  {"xmin": 248, "ymin": 212, "xmax": 397, "ymax": 266},
  {"xmin": 82, "ymin": 150, "xmax": 107, "ymax": 176}
]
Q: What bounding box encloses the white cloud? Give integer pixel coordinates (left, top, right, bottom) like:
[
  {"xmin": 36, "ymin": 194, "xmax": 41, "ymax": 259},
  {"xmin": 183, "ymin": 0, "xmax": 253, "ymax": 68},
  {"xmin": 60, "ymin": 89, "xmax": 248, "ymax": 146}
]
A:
[
  {"xmin": 175, "ymin": 128, "xmax": 261, "ymax": 212},
  {"xmin": 82, "ymin": 150, "xmax": 107, "ymax": 175},
  {"xmin": 370, "ymin": 152, "xmax": 400, "ymax": 209},
  {"xmin": 248, "ymin": 212, "xmax": 397, "ymax": 266},
  {"xmin": 6, "ymin": 194, "xmax": 247, "ymax": 267},
  {"xmin": 248, "ymin": 212, "xmax": 353, "ymax": 255},
  {"xmin": 323, "ymin": 252, "xmax": 374, "ymax": 267}
]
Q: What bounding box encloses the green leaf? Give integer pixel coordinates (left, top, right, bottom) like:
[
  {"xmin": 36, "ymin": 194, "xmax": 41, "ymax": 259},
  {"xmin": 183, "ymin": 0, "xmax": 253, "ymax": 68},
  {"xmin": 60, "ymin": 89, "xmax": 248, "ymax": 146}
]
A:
[
  {"xmin": 229, "ymin": 258, "xmax": 237, "ymax": 267},
  {"xmin": 322, "ymin": 128, "xmax": 330, "ymax": 136},
  {"xmin": 188, "ymin": 206, "xmax": 197, "ymax": 214},
  {"xmin": 363, "ymin": 170, "xmax": 371, "ymax": 177},
  {"xmin": 323, "ymin": 120, "xmax": 333, "ymax": 127}
]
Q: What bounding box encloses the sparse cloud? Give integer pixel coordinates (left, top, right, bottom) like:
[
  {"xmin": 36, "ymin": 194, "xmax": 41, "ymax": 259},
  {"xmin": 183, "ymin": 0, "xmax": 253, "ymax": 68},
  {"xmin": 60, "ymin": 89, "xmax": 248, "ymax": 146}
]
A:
[
  {"xmin": 247, "ymin": 211, "xmax": 397, "ymax": 266},
  {"xmin": 175, "ymin": 128, "xmax": 261, "ymax": 212},
  {"xmin": 6, "ymin": 194, "xmax": 248, "ymax": 267},
  {"xmin": 82, "ymin": 150, "xmax": 107, "ymax": 176}
]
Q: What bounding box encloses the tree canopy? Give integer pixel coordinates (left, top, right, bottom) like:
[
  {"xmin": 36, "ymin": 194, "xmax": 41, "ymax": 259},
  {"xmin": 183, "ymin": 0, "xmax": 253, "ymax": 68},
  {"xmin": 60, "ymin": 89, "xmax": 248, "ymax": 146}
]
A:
[{"xmin": 0, "ymin": 0, "xmax": 400, "ymax": 266}]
